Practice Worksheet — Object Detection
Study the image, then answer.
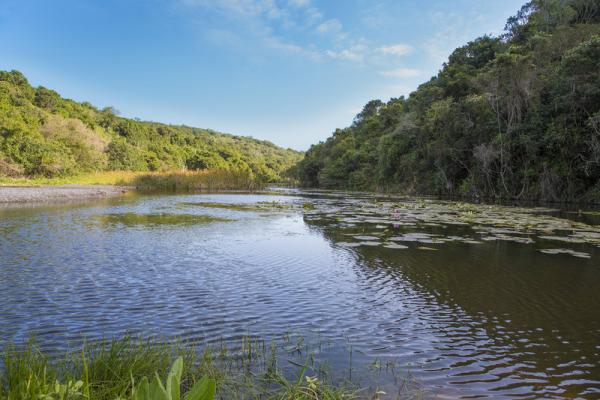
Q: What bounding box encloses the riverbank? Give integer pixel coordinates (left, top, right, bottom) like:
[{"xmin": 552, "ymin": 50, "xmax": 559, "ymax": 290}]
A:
[
  {"xmin": 0, "ymin": 336, "xmax": 411, "ymax": 400},
  {"xmin": 0, "ymin": 169, "xmax": 266, "ymax": 205},
  {"xmin": 0, "ymin": 185, "xmax": 129, "ymax": 205}
]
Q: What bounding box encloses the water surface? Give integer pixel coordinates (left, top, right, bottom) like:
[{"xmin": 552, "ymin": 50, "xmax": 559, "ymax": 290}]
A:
[{"xmin": 1, "ymin": 190, "xmax": 599, "ymax": 398}]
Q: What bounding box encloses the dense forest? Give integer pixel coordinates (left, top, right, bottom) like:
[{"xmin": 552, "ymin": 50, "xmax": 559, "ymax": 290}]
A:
[
  {"xmin": 297, "ymin": 0, "xmax": 600, "ymax": 202},
  {"xmin": 0, "ymin": 71, "xmax": 301, "ymax": 182}
]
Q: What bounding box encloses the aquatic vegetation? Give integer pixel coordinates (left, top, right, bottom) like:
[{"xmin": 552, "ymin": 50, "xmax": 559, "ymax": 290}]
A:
[
  {"xmin": 416, "ymin": 246, "xmax": 438, "ymax": 251},
  {"xmin": 94, "ymin": 213, "xmax": 231, "ymax": 227},
  {"xmin": 0, "ymin": 337, "xmax": 394, "ymax": 400},
  {"xmin": 301, "ymin": 195, "xmax": 600, "ymax": 259},
  {"xmin": 352, "ymin": 236, "xmax": 379, "ymax": 241},
  {"xmin": 337, "ymin": 242, "xmax": 361, "ymax": 248},
  {"xmin": 179, "ymin": 201, "xmax": 293, "ymax": 212},
  {"xmin": 539, "ymin": 248, "xmax": 591, "ymax": 259},
  {"xmin": 357, "ymin": 241, "xmax": 380, "ymax": 247},
  {"xmin": 382, "ymin": 243, "xmax": 408, "ymax": 250},
  {"xmin": 129, "ymin": 170, "xmax": 260, "ymax": 192},
  {"xmin": 0, "ymin": 170, "xmax": 266, "ymax": 192}
]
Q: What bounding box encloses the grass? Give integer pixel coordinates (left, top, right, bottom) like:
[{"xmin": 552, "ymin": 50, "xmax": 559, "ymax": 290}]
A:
[
  {"xmin": 0, "ymin": 169, "xmax": 263, "ymax": 192},
  {"xmin": 0, "ymin": 337, "xmax": 375, "ymax": 400}
]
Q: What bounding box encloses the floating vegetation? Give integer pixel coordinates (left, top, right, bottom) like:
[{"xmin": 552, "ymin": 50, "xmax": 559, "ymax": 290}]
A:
[
  {"xmin": 539, "ymin": 235, "xmax": 587, "ymax": 244},
  {"xmin": 180, "ymin": 201, "xmax": 293, "ymax": 212},
  {"xmin": 302, "ymin": 203, "xmax": 316, "ymax": 210},
  {"xmin": 337, "ymin": 242, "xmax": 361, "ymax": 248},
  {"xmin": 352, "ymin": 235, "xmax": 379, "ymax": 241},
  {"xmin": 539, "ymin": 248, "xmax": 591, "ymax": 259},
  {"xmin": 94, "ymin": 213, "xmax": 231, "ymax": 227},
  {"xmin": 481, "ymin": 234, "xmax": 535, "ymax": 244},
  {"xmin": 383, "ymin": 243, "xmax": 408, "ymax": 249},
  {"xmin": 302, "ymin": 194, "xmax": 599, "ymax": 259},
  {"xmin": 358, "ymin": 241, "xmax": 380, "ymax": 247}
]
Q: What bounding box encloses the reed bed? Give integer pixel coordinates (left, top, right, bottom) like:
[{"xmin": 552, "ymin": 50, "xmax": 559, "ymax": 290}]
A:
[{"xmin": 0, "ymin": 169, "xmax": 263, "ymax": 192}]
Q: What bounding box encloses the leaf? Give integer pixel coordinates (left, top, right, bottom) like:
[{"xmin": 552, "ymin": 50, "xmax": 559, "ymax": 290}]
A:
[
  {"xmin": 149, "ymin": 373, "xmax": 169, "ymax": 400},
  {"xmin": 134, "ymin": 377, "xmax": 150, "ymax": 400},
  {"xmin": 166, "ymin": 357, "xmax": 183, "ymax": 400},
  {"xmin": 184, "ymin": 376, "xmax": 216, "ymax": 400}
]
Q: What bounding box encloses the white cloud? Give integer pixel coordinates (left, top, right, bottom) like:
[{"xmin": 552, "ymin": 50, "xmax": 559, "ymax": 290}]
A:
[
  {"xmin": 326, "ymin": 48, "xmax": 363, "ymax": 62},
  {"xmin": 377, "ymin": 43, "xmax": 412, "ymax": 57},
  {"xmin": 177, "ymin": 0, "xmax": 389, "ymax": 67},
  {"xmin": 287, "ymin": 0, "xmax": 311, "ymax": 8},
  {"xmin": 264, "ymin": 36, "xmax": 321, "ymax": 61},
  {"xmin": 380, "ymin": 68, "xmax": 422, "ymax": 78},
  {"xmin": 179, "ymin": 0, "xmax": 320, "ymax": 59},
  {"xmin": 316, "ymin": 18, "xmax": 343, "ymax": 34},
  {"xmin": 326, "ymin": 40, "xmax": 368, "ymax": 63},
  {"xmin": 304, "ymin": 7, "xmax": 323, "ymax": 25},
  {"xmin": 180, "ymin": 0, "xmax": 273, "ymax": 18}
]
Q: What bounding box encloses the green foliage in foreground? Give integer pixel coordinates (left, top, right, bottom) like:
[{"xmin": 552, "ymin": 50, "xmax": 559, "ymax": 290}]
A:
[
  {"xmin": 296, "ymin": 0, "xmax": 600, "ymax": 202},
  {"xmin": 0, "ymin": 71, "xmax": 301, "ymax": 183},
  {"xmin": 129, "ymin": 357, "xmax": 215, "ymax": 400},
  {"xmin": 0, "ymin": 338, "xmax": 362, "ymax": 400}
]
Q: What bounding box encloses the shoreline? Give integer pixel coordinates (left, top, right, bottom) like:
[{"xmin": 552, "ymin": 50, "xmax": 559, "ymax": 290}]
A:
[{"xmin": 0, "ymin": 184, "xmax": 129, "ymax": 205}]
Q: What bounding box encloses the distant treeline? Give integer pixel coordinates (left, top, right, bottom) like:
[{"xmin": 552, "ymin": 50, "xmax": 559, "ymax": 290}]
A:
[
  {"xmin": 296, "ymin": 0, "xmax": 600, "ymax": 202},
  {"xmin": 0, "ymin": 71, "xmax": 301, "ymax": 182}
]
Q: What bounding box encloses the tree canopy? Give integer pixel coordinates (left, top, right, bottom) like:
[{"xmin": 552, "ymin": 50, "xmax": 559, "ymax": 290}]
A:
[
  {"xmin": 0, "ymin": 71, "xmax": 302, "ymax": 181},
  {"xmin": 296, "ymin": 0, "xmax": 600, "ymax": 202}
]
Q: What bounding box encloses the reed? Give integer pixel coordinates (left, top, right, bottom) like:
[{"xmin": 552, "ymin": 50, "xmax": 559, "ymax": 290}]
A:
[
  {"xmin": 0, "ymin": 169, "xmax": 264, "ymax": 192},
  {"xmin": 0, "ymin": 337, "xmax": 364, "ymax": 400}
]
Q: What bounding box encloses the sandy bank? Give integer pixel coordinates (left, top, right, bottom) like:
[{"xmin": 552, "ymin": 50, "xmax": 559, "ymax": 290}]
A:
[{"xmin": 0, "ymin": 185, "xmax": 129, "ymax": 205}]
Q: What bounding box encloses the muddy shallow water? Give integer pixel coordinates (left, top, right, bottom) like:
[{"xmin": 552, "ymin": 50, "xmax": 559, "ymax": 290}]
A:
[{"xmin": 1, "ymin": 189, "xmax": 599, "ymax": 398}]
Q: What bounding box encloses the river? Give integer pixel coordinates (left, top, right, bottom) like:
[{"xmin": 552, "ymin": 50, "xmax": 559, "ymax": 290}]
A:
[{"xmin": 1, "ymin": 189, "xmax": 599, "ymax": 398}]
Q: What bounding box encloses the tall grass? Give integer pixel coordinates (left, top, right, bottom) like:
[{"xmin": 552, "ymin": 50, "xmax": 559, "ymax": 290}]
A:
[
  {"xmin": 127, "ymin": 169, "xmax": 260, "ymax": 192},
  {"xmin": 0, "ymin": 337, "xmax": 369, "ymax": 400},
  {"xmin": 0, "ymin": 169, "xmax": 263, "ymax": 192}
]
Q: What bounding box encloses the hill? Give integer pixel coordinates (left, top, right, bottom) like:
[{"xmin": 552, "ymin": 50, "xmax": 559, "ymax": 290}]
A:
[
  {"xmin": 0, "ymin": 71, "xmax": 301, "ymax": 182},
  {"xmin": 296, "ymin": 0, "xmax": 600, "ymax": 202}
]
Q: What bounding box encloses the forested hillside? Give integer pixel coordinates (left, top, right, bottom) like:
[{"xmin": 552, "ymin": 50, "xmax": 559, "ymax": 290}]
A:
[
  {"xmin": 0, "ymin": 71, "xmax": 301, "ymax": 181},
  {"xmin": 297, "ymin": 0, "xmax": 600, "ymax": 202}
]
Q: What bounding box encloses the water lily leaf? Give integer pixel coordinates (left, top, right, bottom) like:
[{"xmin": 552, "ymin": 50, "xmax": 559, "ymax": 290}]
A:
[
  {"xmin": 353, "ymin": 235, "xmax": 379, "ymax": 241},
  {"xmin": 383, "ymin": 243, "xmax": 408, "ymax": 249},
  {"xmin": 539, "ymin": 248, "xmax": 591, "ymax": 259}
]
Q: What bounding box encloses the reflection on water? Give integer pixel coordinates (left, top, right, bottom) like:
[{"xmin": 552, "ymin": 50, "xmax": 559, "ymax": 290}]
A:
[{"xmin": 0, "ymin": 190, "xmax": 599, "ymax": 398}]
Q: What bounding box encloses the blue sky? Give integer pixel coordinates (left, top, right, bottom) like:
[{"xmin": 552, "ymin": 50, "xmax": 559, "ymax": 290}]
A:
[{"xmin": 0, "ymin": 0, "xmax": 525, "ymax": 150}]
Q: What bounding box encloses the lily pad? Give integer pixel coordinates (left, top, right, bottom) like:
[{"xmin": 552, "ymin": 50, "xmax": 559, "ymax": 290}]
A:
[
  {"xmin": 383, "ymin": 243, "xmax": 409, "ymax": 249},
  {"xmin": 353, "ymin": 235, "xmax": 380, "ymax": 241},
  {"xmin": 358, "ymin": 241, "xmax": 381, "ymax": 247},
  {"xmin": 539, "ymin": 248, "xmax": 591, "ymax": 259}
]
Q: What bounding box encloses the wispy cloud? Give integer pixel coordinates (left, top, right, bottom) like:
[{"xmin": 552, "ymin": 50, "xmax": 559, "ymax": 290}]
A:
[
  {"xmin": 424, "ymin": 9, "xmax": 488, "ymax": 63},
  {"xmin": 177, "ymin": 0, "xmax": 418, "ymax": 73},
  {"xmin": 287, "ymin": 0, "xmax": 311, "ymax": 8},
  {"xmin": 264, "ymin": 36, "xmax": 321, "ymax": 60},
  {"xmin": 316, "ymin": 18, "xmax": 343, "ymax": 34},
  {"xmin": 380, "ymin": 68, "xmax": 422, "ymax": 78},
  {"xmin": 377, "ymin": 43, "xmax": 412, "ymax": 56},
  {"xmin": 178, "ymin": 0, "xmax": 322, "ymax": 59},
  {"xmin": 326, "ymin": 47, "xmax": 364, "ymax": 63}
]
